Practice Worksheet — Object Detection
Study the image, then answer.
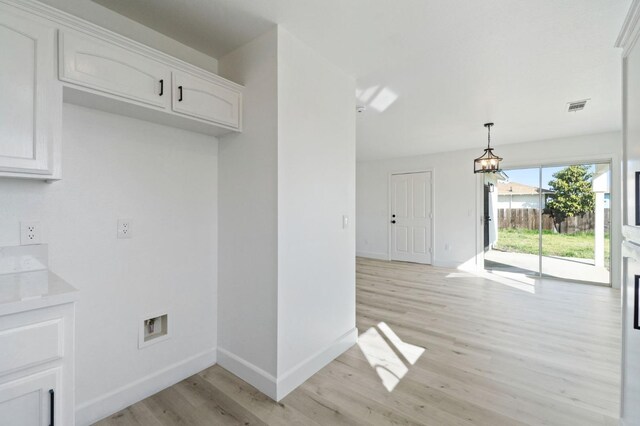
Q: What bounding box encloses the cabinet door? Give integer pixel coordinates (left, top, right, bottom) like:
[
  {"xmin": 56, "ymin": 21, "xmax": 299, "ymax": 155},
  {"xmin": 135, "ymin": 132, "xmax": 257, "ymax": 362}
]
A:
[
  {"xmin": 0, "ymin": 369, "xmax": 60, "ymax": 426},
  {"xmin": 59, "ymin": 31, "xmax": 170, "ymax": 109},
  {"xmin": 0, "ymin": 11, "xmax": 55, "ymax": 174},
  {"xmin": 172, "ymin": 70, "xmax": 241, "ymax": 129}
]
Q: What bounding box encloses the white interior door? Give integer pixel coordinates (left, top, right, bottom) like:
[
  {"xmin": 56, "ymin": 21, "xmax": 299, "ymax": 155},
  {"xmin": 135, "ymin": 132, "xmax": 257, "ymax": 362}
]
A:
[{"xmin": 390, "ymin": 172, "xmax": 432, "ymax": 264}]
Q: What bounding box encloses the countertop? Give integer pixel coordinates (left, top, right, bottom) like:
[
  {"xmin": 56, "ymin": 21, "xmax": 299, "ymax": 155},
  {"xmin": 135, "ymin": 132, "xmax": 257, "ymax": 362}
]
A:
[{"xmin": 0, "ymin": 270, "xmax": 79, "ymax": 316}]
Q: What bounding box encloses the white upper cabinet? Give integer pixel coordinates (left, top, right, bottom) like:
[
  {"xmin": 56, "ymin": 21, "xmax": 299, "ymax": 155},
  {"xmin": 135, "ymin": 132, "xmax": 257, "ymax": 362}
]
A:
[
  {"xmin": 0, "ymin": 0, "xmax": 243, "ymax": 180},
  {"xmin": 59, "ymin": 31, "xmax": 171, "ymax": 109},
  {"xmin": 172, "ymin": 70, "xmax": 242, "ymax": 129},
  {"xmin": 0, "ymin": 8, "xmax": 59, "ymax": 177},
  {"xmin": 58, "ymin": 28, "xmax": 242, "ymax": 135}
]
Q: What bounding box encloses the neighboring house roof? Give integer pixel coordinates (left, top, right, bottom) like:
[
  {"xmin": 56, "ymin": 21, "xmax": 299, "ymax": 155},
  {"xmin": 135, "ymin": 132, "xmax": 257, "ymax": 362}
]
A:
[{"xmin": 497, "ymin": 181, "xmax": 554, "ymax": 195}]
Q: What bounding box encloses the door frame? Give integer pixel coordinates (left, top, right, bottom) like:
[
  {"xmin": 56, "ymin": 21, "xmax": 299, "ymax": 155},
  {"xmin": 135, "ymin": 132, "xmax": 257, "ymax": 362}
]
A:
[
  {"xmin": 474, "ymin": 154, "xmax": 620, "ymax": 288},
  {"xmin": 388, "ymin": 169, "xmax": 435, "ymax": 264}
]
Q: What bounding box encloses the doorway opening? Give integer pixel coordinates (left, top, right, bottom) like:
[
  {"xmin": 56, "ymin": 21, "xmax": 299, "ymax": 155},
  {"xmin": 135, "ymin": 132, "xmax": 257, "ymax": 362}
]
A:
[
  {"xmin": 483, "ymin": 162, "xmax": 611, "ymax": 286},
  {"xmin": 389, "ymin": 171, "xmax": 433, "ymax": 264}
]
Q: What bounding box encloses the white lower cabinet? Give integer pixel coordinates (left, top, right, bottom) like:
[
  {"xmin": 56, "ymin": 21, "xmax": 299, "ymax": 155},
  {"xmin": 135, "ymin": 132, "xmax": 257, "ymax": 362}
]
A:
[
  {"xmin": 0, "ymin": 302, "xmax": 75, "ymax": 426},
  {"xmin": 0, "ymin": 368, "xmax": 60, "ymax": 426}
]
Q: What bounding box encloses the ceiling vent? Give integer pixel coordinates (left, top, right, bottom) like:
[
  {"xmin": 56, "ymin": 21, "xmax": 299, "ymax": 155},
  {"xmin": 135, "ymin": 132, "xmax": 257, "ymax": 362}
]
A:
[{"xmin": 567, "ymin": 99, "xmax": 589, "ymax": 112}]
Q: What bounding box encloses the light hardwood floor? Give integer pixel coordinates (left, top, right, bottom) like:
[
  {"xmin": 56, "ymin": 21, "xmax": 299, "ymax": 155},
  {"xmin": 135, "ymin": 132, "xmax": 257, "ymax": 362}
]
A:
[{"xmin": 96, "ymin": 257, "xmax": 621, "ymax": 426}]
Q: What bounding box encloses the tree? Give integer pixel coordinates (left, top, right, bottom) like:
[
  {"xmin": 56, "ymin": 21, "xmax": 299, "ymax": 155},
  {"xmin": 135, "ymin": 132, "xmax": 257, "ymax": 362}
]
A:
[{"xmin": 544, "ymin": 165, "xmax": 595, "ymax": 233}]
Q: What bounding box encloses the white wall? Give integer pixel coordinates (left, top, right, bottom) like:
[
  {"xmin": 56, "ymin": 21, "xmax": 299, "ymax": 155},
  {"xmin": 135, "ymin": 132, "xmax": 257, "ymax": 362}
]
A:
[
  {"xmin": 217, "ymin": 29, "xmax": 279, "ymax": 384},
  {"xmin": 357, "ymin": 132, "xmax": 622, "ymax": 285},
  {"xmin": 0, "ymin": 104, "xmax": 219, "ymax": 424},
  {"xmin": 217, "ymin": 26, "xmax": 356, "ymax": 400},
  {"xmin": 276, "ymin": 28, "xmax": 356, "ymax": 396},
  {"xmin": 357, "ymin": 149, "xmax": 475, "ymax": 267}
]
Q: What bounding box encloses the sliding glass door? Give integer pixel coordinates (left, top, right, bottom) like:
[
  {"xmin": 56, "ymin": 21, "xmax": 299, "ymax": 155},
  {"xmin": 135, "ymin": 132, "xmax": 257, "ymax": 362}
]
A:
[
  {"xmin": 483, "ymin": 167, "xmax": 541, "ymax": 276},
  {"xmin": 484, "ymin": 162, "xmax": 611, "ymax": 286},
  {"xmin": 540, "ymin": 163, "xmax": 610, "ymax": 284}
]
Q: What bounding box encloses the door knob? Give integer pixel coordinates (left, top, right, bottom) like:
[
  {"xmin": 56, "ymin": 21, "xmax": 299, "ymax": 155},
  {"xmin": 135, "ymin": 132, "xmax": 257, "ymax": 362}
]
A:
[{"xmin": 391, "ymin": 220, "xmax": 396, "ymax": 224}]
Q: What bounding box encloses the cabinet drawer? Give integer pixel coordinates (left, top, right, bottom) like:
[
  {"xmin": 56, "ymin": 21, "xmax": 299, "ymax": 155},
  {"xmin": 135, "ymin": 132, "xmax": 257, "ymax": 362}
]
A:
[
  {"xmin": 0, "ymin": 319, "xmax": 63, "ymax": 376},
  {"xmin": 172, "ymin": 70, "xmax": 241, "ymax": 129},
  {"xmin": 59, "ymin": 31, "xmax": 170, "ymax": 109}
]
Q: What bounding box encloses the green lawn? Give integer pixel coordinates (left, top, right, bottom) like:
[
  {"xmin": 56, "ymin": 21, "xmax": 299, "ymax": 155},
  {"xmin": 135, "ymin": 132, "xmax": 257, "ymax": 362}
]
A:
[{"xmin": 494, "ymin": 228, "xmax": 610, "ymax": 267}]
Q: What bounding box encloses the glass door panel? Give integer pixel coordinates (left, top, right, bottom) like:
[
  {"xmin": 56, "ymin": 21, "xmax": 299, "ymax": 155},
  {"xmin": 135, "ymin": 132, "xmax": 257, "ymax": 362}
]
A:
[
  {"xmin": 484, "ymin": 167, "xmax": 542, "ymax": 276},
  {"xmin": 540, "ymin": 163, "xmax": 611, "ymax": 285}
]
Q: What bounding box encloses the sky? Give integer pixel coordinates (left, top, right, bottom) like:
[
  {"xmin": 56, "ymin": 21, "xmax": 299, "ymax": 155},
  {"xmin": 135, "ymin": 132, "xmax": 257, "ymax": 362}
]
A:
[{"xmin": 501, "ymin": 164, "xmax": 602, "ymax": 190}]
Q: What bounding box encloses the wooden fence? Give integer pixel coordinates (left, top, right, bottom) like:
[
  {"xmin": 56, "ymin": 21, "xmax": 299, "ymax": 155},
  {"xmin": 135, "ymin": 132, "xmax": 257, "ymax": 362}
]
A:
[{"xmin": 496, "ymin": 208, "xmax": 610, "ymax": 233}]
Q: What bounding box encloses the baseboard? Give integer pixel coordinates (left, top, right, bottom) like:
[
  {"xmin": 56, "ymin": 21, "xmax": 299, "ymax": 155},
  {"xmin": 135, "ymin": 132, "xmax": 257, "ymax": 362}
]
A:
[
  {"xmin": 217, "ymin": 328, "xmax": 358, "ymax": 402},
  {"xmin": 217, "ymin": 347, "xmax": 277, "ymax": 399},
  {"xmin": 432, "ymin": 259, "xmax": 467, "ymax": 269},
  {"xmin": 276, "ymin": 327, "xmax": 358, "ymax": 401},
  {"xmin": 356, "ymin": 251, "xmax": 388, "ymax": 260},
  {"xmin": 75, "ymin": 348, "xmax": 217, "ymax": 426},
  {"xmin": 357, "ymin": 252, "xmax": 469, "ymax": 269}
]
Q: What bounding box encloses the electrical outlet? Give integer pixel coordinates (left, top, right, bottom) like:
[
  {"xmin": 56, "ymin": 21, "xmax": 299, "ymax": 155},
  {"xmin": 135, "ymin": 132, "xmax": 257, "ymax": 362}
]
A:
[
  {"xmin": 20, "ymin": 221, "xmax": 41, "ymax": 245},
  {"xmin": 117, "ymin": 219, "xmax": 132, "ymax": 239}
]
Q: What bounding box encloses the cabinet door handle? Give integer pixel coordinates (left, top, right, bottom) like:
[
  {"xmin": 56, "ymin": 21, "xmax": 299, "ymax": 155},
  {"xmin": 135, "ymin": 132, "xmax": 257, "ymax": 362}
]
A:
[
  {"xmin": 178, "ymin": 86, "xmax": 183, "ymax": 102},
  {"xmin": 49, "ymin": 389, "xmax": 54, "ymax": 426},
  {"xmin": 159, "ymin": 79, "xmax": 164, "ymax": 96}
]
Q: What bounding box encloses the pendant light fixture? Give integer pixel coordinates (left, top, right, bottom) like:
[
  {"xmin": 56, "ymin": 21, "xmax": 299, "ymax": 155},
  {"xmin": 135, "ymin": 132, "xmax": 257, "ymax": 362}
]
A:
[{"xmin": 474, "ymin": 122, "xmax": 502, "ymax": 173}]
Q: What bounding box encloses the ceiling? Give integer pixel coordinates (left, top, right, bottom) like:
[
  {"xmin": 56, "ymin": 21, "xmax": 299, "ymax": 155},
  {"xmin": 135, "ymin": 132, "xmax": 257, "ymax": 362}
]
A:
[{"xmin": 88, "ymin": 0, "xmax": 629, "ymax": 160}]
